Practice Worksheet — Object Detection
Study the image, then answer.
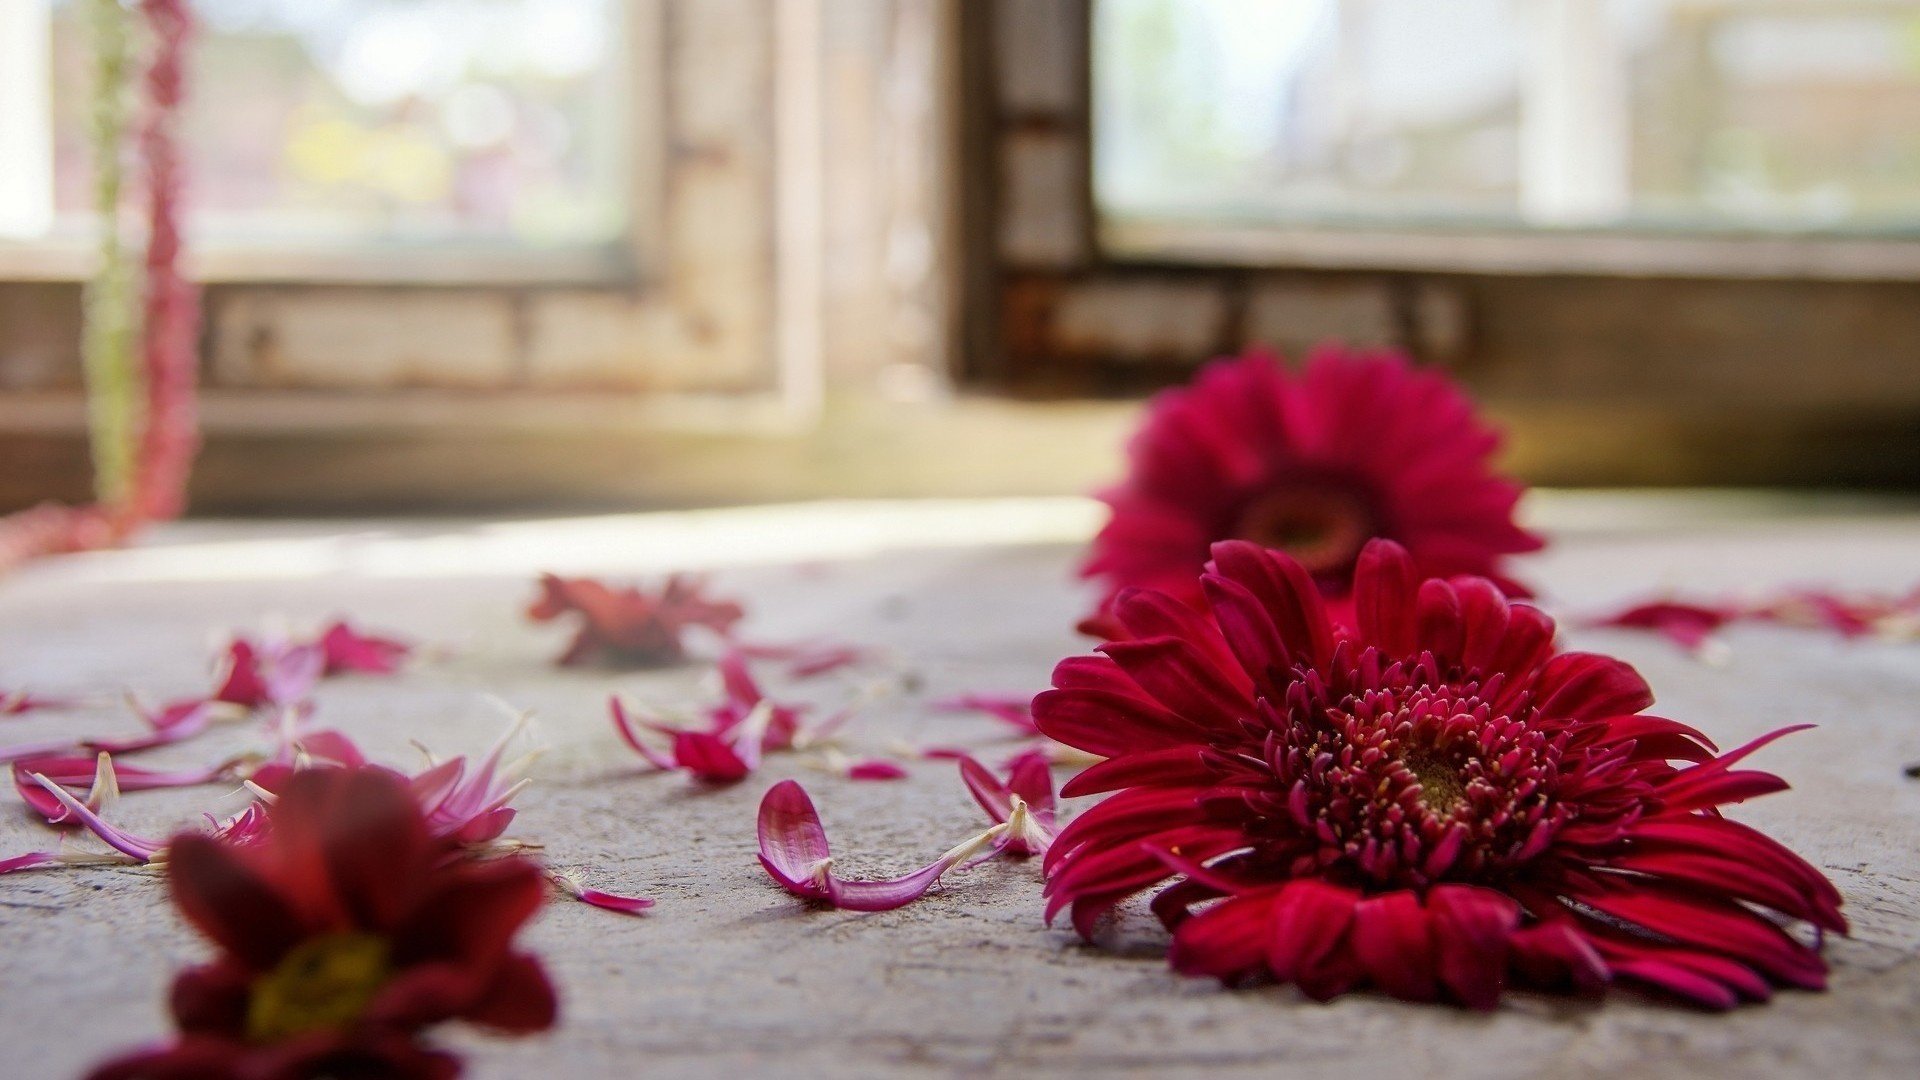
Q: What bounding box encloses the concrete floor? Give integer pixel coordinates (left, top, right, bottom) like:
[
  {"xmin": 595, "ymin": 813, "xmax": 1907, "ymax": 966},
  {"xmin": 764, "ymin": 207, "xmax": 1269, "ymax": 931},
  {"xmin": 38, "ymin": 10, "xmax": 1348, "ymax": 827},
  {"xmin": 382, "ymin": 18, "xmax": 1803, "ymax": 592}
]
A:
[{"xmin": 2, "ymin": 496, "xmax": 1918, "ymax": 1079}]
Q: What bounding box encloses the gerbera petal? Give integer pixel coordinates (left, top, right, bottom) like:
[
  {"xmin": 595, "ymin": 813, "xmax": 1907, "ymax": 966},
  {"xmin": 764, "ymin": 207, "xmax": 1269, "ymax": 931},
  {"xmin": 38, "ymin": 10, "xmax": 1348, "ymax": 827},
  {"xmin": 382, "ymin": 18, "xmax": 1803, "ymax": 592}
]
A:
[
  {"xmin": 1262, "ymin": 879, "xmax": 1362, "ymax": 1000},
  {"xmin": 1426, "ymin": 885, "xmax": 1520, "ymax": 1010},
  {"xmin": 1099, "ymin": 636, "xmax": 1253, "ymax": 730},
  {"xmin": 1168, "ymin": 889, "xmax": 1284, "ymax": 984},
  {"xmin": 1350, "ymin": 890, "xmax": 1439, "ymax": 1001},
  {"xmin": 167, "ymin": 835, "xmax": 307, "ymax": 969},
  {"xmin": 1533, "ymin": 652, "xmax": 1655, "ymax": 721},
  {"xmin": 462, "ymin": 952, "xmax": 560, "ymax": 1033}
]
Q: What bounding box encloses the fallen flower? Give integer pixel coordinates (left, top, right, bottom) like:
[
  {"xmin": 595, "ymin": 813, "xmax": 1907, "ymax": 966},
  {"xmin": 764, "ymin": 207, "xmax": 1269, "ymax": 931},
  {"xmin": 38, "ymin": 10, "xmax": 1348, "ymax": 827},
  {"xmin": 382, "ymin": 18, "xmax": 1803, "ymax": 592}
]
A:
[
  {"xmin": 1080, "ymin": 346, "xmax": 1540, "ymax": 637},
  {"xmin": 529, "ymin": 572, "xmax": 744, "ymax": 667},
  {"xmin": 84, "ymin": 767, "xmax": 556, "ymax": 1080},
  {"xmin": 757, "ymin": 778, "xmax": 1034, "ymax": 911},
  {"xmin": 1036, "ymin": 539, "xmax": 1844, "ymax": 1009}
]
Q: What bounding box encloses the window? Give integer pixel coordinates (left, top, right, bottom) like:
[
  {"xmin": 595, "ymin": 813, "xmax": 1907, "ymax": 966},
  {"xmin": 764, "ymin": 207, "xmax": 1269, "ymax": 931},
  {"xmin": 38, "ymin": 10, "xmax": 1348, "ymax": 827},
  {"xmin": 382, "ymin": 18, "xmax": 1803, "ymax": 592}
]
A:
[
  {"xmin": 4, "ymin": 0, "xmax": 637, "ymax": 273},
  {"xmin": 1095, "ymin": 0, "xmax": 1920, "ymax": 242}
]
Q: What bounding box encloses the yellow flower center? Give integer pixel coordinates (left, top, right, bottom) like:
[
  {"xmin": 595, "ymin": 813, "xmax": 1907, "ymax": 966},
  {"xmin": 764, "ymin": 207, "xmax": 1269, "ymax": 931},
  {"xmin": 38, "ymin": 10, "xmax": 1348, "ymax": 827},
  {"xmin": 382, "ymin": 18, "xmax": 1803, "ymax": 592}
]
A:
[{"xmin": 246, "ymin": 933, "xmax": 392, "ymax": 1042}]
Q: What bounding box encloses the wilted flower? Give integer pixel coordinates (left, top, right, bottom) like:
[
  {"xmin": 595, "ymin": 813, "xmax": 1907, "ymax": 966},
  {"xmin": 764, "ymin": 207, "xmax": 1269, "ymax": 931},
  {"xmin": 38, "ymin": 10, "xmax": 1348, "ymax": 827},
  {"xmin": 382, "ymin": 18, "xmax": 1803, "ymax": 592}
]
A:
[
  {"xmin": 528, "ymin": 573, "xmax": 744, "ymax": 667},
  {"xmin": 1080, "ymin": 347, "xmax": 1540, "ymax": 636},
  {"xmin": 1036, "ymin": 539, "xmax": 1843, "ymax": 1009},
  {"xmin": 85, "ymin": 768, "xmax": 556, "ymax": 1079}
]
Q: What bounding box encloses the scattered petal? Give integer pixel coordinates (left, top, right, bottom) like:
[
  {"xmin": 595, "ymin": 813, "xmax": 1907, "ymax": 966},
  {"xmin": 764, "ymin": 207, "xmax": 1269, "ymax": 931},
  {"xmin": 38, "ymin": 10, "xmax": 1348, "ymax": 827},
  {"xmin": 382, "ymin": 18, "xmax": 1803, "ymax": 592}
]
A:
[
  {"xmin": 933, "ymin": 693, "xmax": 1041, "ymax": 737},
  {"xmin": 548, "ymin": 868, "xmax": 655, "ymax": 916}
]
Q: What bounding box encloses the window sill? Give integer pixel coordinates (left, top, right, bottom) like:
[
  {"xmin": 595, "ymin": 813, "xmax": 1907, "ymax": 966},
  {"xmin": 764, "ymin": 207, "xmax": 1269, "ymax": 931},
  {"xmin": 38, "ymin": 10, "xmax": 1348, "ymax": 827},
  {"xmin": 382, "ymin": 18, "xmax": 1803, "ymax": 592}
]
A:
[
  {"xmin": 0, "ymin": 240, "xmax": 641, "ymax": 288},
  {"xmin": 1101, "ymin": 219, "xmax": 1920, "ymax": 282}
]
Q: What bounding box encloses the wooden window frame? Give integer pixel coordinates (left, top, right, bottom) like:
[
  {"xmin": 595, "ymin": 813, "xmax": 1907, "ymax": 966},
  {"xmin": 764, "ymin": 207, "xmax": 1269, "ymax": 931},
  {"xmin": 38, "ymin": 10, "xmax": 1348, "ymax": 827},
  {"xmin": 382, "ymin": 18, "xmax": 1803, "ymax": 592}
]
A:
[{"xmin": 957, "ymin": 0, "xmax": 1920, "ymax": 488}]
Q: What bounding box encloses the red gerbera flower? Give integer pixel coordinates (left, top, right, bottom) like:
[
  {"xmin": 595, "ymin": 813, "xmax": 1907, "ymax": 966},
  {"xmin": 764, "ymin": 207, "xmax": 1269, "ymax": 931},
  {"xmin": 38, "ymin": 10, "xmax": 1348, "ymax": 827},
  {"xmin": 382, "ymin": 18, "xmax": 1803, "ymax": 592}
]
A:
[
  {"xmin": 1036, "ymin": 539, "xmax": 1843, "ymax": 1009},
  {"xmin": 1080, "ymin": 347, "xmax": 1541, "ymax": 635},
  {"xmin": 527, "ymin": 573, "xmax": 744, "ymax": 667},
  {"xmin": 87, "ymin": 767, "xmax": 557, "ymax": 1079}
]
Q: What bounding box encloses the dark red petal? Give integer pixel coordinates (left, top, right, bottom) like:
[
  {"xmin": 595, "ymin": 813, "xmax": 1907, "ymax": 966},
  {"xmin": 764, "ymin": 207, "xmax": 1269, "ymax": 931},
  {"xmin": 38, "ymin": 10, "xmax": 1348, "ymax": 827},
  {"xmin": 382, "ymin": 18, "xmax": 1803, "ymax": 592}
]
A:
[
  {"xmin": 1351, "ymin": 890, "xmax": 1439, "ymax": 1001},
  {"xmin": 1533, "ymin": 652, "xmax": 1655, "ymax": 721},
  {"xmin": 167, "ymin": 834, "xmax": 307, "ymax": 969},
  {"xmin": 1427, "ymin": 885, "xmax": 1520, "ymax": 1009},
  {"xmin": 1032, "ymin": 686, "xmax": 1199, "ymax": 758},
  {"xmin": 1353, "ymin": 539, "xmax": 1418, "ymax": 656},
  {"xmin": 1168, "ymin": 889, "xmax": 1284, "ymax": 984},
  {"xmin": 462, "ymin": 951, "xmax": 559, "ymax": 1033},
  {"xmin": 278, "ymin": 768, "xmax": 433, "ymax": 930},
  {"xmin": 1507, "ymin": 923, "xmax": 1608, "ymax": 994},
  {"xmin": 1099, "ymin": 636, "xmax": 1253, "ymax": 731},
  {"xmin": 1207, "ymin": 541, "xmax": 1331, "ymax": 668},
  {"xmin": 391, "ymin": 857, "xmax": 547, "ymax": 971},
  {"xmin": 1570, "ymin": 880, "xmax": 1827, "ymax": 989},
  {"xmin": 1263, "ymin": 880, "xmax": 1361, "ymax": 1001},
  {"xmin": 166, "ymin": 962, "xmax": 251, "ymax": 1035},
  {"xmin": 1059, "ymin": 747, "xmax": 1220, "ymax": 798}
]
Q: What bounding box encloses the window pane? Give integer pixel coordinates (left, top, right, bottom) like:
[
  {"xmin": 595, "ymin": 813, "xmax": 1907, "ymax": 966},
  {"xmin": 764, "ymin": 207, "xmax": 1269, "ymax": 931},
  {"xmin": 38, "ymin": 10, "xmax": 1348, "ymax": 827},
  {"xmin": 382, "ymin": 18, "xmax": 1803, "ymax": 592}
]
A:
[
  {"xmin": 49, "ymin": 0, "xmax": 628, "ymax": 247},
  {"xmin": 1094, "ymin": 0, "xmax": 1920, "ymax": 235}
]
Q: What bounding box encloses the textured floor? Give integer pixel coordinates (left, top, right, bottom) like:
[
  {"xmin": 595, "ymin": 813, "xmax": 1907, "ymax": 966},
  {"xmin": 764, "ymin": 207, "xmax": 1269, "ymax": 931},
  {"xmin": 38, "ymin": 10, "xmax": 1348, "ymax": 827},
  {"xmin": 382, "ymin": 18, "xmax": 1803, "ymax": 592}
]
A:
[{"xmin": 2, "ymin": 495, "xmax": 1918, "ymax": 1079}]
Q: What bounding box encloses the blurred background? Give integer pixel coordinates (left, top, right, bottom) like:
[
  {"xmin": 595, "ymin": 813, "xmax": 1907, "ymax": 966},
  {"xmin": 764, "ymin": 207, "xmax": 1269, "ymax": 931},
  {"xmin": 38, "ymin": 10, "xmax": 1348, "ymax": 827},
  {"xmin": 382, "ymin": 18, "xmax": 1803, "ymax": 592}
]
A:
[{"xmin": 2, "ymin": 0, "xmax": 1919, "ymax": 515}]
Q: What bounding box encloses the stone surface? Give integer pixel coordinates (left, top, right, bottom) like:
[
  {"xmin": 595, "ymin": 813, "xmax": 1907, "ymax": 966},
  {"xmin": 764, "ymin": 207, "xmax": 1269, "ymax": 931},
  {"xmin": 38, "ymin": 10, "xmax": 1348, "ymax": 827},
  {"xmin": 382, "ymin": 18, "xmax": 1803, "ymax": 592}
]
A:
[{"xmin": 2, "ymin": 495, "xmax": 1918, "ymax": 1079}]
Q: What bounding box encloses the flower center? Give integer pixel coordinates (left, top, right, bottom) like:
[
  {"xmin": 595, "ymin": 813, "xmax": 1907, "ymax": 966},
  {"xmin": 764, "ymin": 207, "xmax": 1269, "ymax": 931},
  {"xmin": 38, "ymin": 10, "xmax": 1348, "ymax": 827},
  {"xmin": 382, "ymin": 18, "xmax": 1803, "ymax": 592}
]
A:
[
  {"xmin": 246, "ymin": 933, "xmax": 392, "ymax": 1042},
  {"xmin": 1402, "ymin": 749, "xmax": 1467, "ymax": 813},
  {"xmin": 1249, "ymin": 656, "xmax": 1571, "ymax": 891},
  {"xmin": 1232, "ymin": 478, "xmax": 1379, "ymax": 582}
]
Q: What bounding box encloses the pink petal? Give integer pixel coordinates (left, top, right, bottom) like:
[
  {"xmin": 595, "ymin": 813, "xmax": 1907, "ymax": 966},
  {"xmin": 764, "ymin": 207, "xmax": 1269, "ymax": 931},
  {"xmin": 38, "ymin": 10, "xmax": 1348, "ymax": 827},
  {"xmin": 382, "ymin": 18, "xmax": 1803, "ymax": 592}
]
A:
[
  {"xmin": 549, "ymin": 868, "xmax": 656, "ymax": 916},
  {"xmin": 607, "ymin": 697, "xmax": 678, "ymax": 770},
  {"xmin": 0, "ymin": 851, "xmax": 57, "ymax": 874},
  {"xmin": 23, "ymin": 775, "xmax": 163, "ymax": 861},
  {"xmin": 932, "ymin": 693, "xmax": 1042, "ymax": 737},
  {"xmin": 757, "ymin": 779, "xmax": 833, "ymax": 897},
  {"xmin": 755, "ymin": 779, "xmax": 982, "ymax": 911},
  {"xmin": 318, "ymin": 621, "xmax": 412, "ymax": 675},
  {"xmin": 847, "ymin": 759, "xmax": 908, "ymax": 781}
]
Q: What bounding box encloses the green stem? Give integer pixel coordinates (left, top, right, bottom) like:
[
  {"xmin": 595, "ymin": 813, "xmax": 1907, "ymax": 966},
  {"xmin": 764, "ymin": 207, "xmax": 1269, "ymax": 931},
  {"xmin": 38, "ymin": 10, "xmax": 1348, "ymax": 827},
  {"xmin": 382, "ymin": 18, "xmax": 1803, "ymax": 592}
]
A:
[{"xmin": 81, "ymin": 0, "xmax": 139, "ymax": 508}]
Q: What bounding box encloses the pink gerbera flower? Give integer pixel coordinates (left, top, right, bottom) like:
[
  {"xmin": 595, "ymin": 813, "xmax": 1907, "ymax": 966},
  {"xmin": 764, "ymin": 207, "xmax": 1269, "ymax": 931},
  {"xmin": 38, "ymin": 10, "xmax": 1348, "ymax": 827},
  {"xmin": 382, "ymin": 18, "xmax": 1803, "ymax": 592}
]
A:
[
  {"xmin": 1036, "ymin": 539, "xmax": 1843, "ymax": 1009},
  {"xmin": 1081, "ymin": 347, "xmax": 1541, "ymax": 634}
]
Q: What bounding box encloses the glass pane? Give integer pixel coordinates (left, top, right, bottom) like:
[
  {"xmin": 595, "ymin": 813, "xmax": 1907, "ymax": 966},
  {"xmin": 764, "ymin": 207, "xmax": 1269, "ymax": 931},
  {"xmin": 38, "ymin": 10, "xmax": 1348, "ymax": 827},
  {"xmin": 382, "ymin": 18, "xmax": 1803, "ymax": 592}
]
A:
[
  {"xmin": 48, "ymin": 0, "xmax": 628, "ymax": 247},
  {"xmin": 1095, "ymin": 0, "xmax": 1920, "ymax": 235}
]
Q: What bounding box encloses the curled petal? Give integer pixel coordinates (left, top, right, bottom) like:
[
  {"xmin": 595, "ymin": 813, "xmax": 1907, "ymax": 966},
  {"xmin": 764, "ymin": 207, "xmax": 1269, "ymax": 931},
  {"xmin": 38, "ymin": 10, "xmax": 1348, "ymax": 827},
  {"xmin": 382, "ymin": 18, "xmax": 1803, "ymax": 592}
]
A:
[{"xmin": 756, "ymin": 779, "xmax": 1007, "ymax": 911}]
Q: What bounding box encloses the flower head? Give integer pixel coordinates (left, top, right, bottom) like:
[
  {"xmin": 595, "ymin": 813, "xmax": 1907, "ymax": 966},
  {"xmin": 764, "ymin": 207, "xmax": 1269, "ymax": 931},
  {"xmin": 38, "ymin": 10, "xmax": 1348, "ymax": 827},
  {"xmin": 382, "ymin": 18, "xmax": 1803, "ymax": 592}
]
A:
[
  {"xmin": 86, "ymin": 767, "xmax": 556, "ymax": 1079},
  {"xmin": 528, "ymin": 573, "xmax": 744, "ymax": 667},
  {"xmin": 1081, "ymin": 347, "xmax": 1540, "ymax": 634},
  {"xmin": 1037, "ymin": 539, "xmax": 1843, "ymax": 1009}
]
